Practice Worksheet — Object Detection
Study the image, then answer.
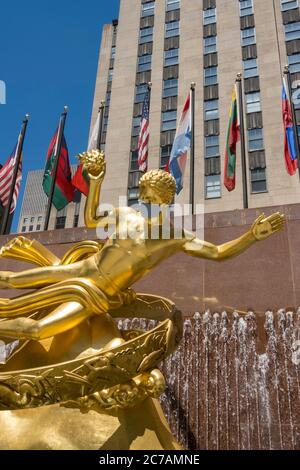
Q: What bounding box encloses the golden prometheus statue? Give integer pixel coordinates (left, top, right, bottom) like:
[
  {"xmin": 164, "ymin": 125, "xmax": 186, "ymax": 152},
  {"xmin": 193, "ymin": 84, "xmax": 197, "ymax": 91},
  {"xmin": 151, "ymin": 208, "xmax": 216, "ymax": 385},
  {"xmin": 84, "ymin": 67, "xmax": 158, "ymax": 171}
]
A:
[{"xmin": 0, "ymin": 150, "xmax": 284, "ymax": 450}]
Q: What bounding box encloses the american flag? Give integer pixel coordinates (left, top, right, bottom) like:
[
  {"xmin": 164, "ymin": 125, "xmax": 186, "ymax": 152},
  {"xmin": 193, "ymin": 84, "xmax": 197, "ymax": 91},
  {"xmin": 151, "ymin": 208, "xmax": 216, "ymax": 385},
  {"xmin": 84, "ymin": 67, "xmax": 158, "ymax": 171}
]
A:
[
  {"xmin": 138, "ymin": 87, "xmax": 150, "ymax": 172},
  {"xmin": 0, "ymin": 140, "xmax": 22, "ymax": 214}
]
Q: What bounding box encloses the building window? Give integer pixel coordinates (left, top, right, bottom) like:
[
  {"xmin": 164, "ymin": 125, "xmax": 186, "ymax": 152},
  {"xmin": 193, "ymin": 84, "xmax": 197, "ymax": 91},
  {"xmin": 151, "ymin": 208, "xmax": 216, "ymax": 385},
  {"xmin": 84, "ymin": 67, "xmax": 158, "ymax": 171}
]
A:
[
  {"xmin": 281, "ymin": 0, "xmax": 299, "ymax": 11},
  {"xmin": 165, "ymin": 21, "xmax": 180, "ymax": 38},
  {"xmin": 73, "ymin": 215, "xmax": 79, "ymax": 228},
  {"xmin": 36, "ymin": 224, "xmax": 41, "ymax": 231},
  {"xmin": 243, "ymin": 58, "xmax": 258, "ymax": 78},
  {"xmin": 204, "ymin": 36, "xmax": 217, "ymax": 54},
  {"xmin": 130, "ymin": 151, "xmax": 139, "ymax": 171},
  {"xmin": 139, "ymin": 27, "xmax": 153, "ymax": 44},
  {"xmin": 103, "ymin": 116, "xmax": 109, "ymax": 133},
  {"xmin": 108, "ymin": 70, "xmax": 113, "ymax": 82},
  {"xmin": 29, "ymin": 225, "xmax": 33, "ymax": 232},
  {"xmin": 160, "ymin": 145, "xmax": 172, "ymax": 168},
  {"xmin": 141, "ymin": 1, "xmax": 155, "ymax": 17},
  {"xmin": 55, "ymin": 216, "xmax": 66, "ymax": 230},
  {"xmin": 23, "ymin": 217, "xmax": 28, "ymax": 224},
  {"xmin": 251, "ymin": 169, "xmax": 267, "ymax": 193},
  {"xmin": 248, "ymin": 128, "xmax": 264, "ymax": 151},
  {"xmin": 239, "ymin": 0, "xmax": 254, "ymax": 17},
  {"xmin": 241, "ymin": 27, "xmax": 256, "ymax": 46},
  {"xmin": 164, "ymin": 48, "xmax": 179, "ymax": 66},
  {"xmin": 38, "ymin": 216, "xmax": 43, "ymax": 222},
  {"xmin": 163, "ymin": 78, "xmax": 178, "ymax": 97},
  {"xmin": 128, "ymin": 188, "xmax": 139, "ymax": 206},
  {"xmin": 106, "ymin": 92, "xmax": 111, "ymax": 106},
  {"xmin": 22, "ymin": 226, "xmax": 26, "ymax": 233},
  {"xmin": 135, "ymin": 83, "xmax": 149, "ymax": 103},
  {"xmin": 111, "ymin": 46, "xmax": 116, "ymax": 59},
  {"xmin": 246, "ymin": 92, "xmax": 261, "ymax": 113},
  {"xmin": 204, "ymin": 99, "xmax": 219, "ymax": 121},
  {"xmin": 288, "ymin": 53, "xmax": 300, "ymax": 73},
  {"xmin": 138, "ymin": 54, "xmax": 152, "ymax": 72},
  {"xmin": 30, "ymin": 217, "xmax": 35, "ymax": 223},
  {"xmin": 132, "ymin": 116, "xmax": 141, "ymax": 137},
  {"xmin": 205, "ymin": 175, "xmax": 221, "ymax": 199},
  {"xmin": 203, "ymin": 8, "xmax": 216, "ymax": 26},
  {"xmin": 162, "ymin": 110, "xmax": 177, "ymax": 131},
  {"xmin": 284, "ymin": 22, "xmax": 300, "ymax": 42},
  {"xmin": 166, "ymin": 0, "xmax": 180, "ymax": 11},
  {"xmin": 204, "ymin": 66, "xmax": 218, "ymax": 86},
  {"xmin": 205, "ymin": 135, "xmax": 219, "ymax": 158}
]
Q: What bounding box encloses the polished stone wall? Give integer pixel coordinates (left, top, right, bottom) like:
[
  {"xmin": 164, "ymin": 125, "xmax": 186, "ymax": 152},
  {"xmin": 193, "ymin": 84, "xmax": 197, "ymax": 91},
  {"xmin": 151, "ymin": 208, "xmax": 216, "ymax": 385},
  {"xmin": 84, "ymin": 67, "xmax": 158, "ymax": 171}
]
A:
[{"xmin": 1, "ymin": 202, "xmax": 300, "ymax": 315}]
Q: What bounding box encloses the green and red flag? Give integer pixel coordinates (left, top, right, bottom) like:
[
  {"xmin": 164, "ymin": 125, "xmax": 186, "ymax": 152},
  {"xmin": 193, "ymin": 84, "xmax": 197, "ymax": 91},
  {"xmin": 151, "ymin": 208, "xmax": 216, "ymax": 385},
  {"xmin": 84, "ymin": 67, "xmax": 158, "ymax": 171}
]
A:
[
  {"xmin": 42, "ymin": 130, "xmax": 74, "ymax": 210},
  {"xmin": 224, "ymin": 84, "xmax": 240, "ymax": 192}
]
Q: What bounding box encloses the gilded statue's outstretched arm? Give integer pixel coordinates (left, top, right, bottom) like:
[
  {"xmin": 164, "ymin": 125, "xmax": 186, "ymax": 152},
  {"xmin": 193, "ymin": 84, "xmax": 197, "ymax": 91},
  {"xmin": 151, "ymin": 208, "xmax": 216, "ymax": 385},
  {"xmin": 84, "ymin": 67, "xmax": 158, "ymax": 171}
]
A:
[
  {"xmin": 79, "ymin": 150, "xmax": 112, "ymax": 229},
  {"xmin": 183, "ymin": 213, "xmax": 285, "ymax": 262}
]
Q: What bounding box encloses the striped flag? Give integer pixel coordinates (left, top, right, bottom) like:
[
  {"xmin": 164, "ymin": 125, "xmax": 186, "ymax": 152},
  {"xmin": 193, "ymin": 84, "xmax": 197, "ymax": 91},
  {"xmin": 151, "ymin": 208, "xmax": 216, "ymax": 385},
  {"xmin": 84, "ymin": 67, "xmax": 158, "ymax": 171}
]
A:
[
  {"xmin": 138, "ymin": 88, "xmax": 150, "ymax": 172},
  {"xmin": 0, "ymin": 140, "xmax": 22, "ymax": 214},
  {"xmin": 169, "ymin": 93, "xmax": 191, "ymax": 194}
]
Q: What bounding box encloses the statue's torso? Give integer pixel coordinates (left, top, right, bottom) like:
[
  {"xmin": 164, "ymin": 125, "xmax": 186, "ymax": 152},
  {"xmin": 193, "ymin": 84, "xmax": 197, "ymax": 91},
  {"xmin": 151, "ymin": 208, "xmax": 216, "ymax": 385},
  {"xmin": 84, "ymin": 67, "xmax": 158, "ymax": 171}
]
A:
[{"xmin": 92, "ymin": 208, "xmax": 189, "ymax": 294}]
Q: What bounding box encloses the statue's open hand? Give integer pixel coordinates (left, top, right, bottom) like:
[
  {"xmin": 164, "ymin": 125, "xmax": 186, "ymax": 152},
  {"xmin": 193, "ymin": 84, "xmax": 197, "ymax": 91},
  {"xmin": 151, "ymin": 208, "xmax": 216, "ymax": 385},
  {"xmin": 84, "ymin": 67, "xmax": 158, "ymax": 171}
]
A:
[
  {"xmin": 77, "ymin": 150, "xmax": 106, "ymax": 181},
  {"xmin": 251, "ymin": 212, "xmax": 285, "ymax": 241}
]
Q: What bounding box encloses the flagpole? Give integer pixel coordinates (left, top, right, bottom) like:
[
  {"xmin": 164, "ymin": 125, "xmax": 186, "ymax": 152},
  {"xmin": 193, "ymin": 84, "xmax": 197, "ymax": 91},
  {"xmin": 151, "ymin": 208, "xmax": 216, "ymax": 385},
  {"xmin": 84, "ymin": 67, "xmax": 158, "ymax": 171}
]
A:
[
  {"xmin": 190, "ymin": 82, "xmax": 196, "ymax": 215},
  {"xmin": 96, "ymin": 101, "xmax": 105, "ymax": 151},
  {"xmin": 236, "ymin": 73, "xmax": 248, "ymax": 210},
  {"xmin": 44, "ymin": 106, "xmax": 68, "ymax": 231},
  {"xmin": 284, "ymin": 65, "xmax": 300, "ymax": 181},
  {"xmin": 1, "ymin": 114, "xmax": 29, "ymax": 235}
]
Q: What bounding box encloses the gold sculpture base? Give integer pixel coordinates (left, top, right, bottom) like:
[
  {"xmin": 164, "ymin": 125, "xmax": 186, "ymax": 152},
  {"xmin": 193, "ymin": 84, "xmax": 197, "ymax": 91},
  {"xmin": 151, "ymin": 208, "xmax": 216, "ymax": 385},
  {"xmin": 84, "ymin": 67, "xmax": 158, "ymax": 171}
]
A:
[
  {"xmin": 0, "ymin": 295, "xmax": 182, "ymax": 450},
  {"xmin": 0, "ymin": 398, "xmax": 181, "ymax": 450}
]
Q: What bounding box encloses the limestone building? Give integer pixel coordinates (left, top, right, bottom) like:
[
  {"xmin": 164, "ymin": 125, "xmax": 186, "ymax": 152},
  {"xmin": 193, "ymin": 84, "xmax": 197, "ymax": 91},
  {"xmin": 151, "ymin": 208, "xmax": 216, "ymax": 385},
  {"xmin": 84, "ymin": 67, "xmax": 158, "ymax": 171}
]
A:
[
  {"xmin": 17, "ymin": 167, "xmax": 81, "ymax": 233},
  {"xmin": 86, "ymin": 0, "xmax": 300, "ymax": 215}
]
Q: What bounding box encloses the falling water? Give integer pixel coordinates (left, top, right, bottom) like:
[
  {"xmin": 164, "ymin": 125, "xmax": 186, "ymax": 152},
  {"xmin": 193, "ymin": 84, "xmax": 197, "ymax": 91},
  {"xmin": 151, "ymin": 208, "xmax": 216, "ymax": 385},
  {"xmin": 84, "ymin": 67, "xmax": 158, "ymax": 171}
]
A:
[{"xmin": 118, "ymin": 310, "xmax": 300, "ymax": 450}]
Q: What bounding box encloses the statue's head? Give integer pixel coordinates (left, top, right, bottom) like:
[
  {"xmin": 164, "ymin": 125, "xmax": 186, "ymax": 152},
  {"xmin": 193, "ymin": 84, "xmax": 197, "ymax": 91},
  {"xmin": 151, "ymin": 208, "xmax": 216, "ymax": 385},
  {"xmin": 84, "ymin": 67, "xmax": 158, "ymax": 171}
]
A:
[{"xmin": 139, "ymin": 169, "xmax": 176, "ymax": 205}]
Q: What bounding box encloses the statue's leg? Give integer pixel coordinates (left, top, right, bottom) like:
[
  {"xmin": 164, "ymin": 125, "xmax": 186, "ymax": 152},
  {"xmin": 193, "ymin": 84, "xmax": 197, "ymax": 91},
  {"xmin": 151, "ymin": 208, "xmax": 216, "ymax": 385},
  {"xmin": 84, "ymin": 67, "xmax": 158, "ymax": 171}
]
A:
[
  {"xmin": 0, "ymin": 301, "xmax": 91, "ymax": 340},
  {"xmin": 0, "ymin": 279, "xmax": 111, "ymax": 318},
  {"xmin": 0, "ymin": 261, "xmax": 86, "ymax": 290}
]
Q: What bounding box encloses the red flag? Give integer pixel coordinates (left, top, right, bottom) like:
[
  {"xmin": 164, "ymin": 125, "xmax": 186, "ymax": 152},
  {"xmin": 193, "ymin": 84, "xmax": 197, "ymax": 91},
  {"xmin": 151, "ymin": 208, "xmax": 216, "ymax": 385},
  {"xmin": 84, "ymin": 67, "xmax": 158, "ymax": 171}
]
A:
[{"xmin": 72, "ymin": 164, "xmax": 89, "ymax": 196}]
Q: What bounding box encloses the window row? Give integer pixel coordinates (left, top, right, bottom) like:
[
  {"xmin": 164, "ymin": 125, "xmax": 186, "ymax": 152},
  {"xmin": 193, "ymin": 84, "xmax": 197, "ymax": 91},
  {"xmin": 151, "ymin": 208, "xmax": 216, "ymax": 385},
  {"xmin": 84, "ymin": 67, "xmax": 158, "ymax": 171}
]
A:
[
  {"xmin": 129, "ymin": 163, "xmax": 266, "ymax": 200},
  {"xmin": 23, "ymin": 215, "xmax": 43, "ymax": 224},
  {"xmin": 205, "ymin": 169, "xmax": 267, "ymax": 198},
  {"xmin": 135, "ymin": 78, "xmax": 178, "ymax": 104},
  {"xmin": 141, "ymin": 1, "xmax": 181, "ymax": 19}
]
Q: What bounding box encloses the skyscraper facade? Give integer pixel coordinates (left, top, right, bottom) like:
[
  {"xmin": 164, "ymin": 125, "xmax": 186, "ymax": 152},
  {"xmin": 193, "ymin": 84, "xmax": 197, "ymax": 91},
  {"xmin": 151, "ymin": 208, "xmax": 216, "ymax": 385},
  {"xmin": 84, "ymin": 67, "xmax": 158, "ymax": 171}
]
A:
[{"xmin": 87, "ymin": 0, "xmax": 300, "ymax": 215}]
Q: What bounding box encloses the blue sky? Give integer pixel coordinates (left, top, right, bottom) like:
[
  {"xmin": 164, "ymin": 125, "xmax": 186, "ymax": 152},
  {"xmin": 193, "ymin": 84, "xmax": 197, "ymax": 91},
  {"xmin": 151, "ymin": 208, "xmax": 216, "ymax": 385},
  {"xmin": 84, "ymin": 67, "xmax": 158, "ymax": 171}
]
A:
[{"xmin": 0, "ymin": 0, "xmax": 120, "ymax": 230}]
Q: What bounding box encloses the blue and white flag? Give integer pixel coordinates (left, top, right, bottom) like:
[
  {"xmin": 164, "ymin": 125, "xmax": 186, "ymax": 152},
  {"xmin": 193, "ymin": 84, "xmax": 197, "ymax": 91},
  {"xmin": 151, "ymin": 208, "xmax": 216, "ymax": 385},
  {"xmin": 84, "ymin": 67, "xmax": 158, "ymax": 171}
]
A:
[{"xmin": 169, "ymin": 93, "xmax": 191, "ymax": 194}]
